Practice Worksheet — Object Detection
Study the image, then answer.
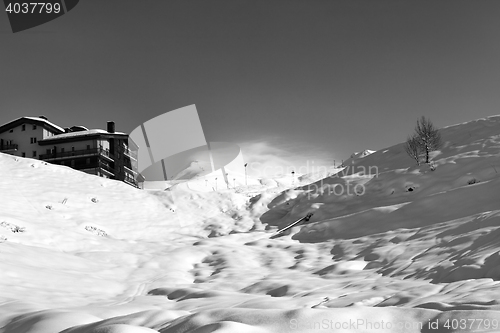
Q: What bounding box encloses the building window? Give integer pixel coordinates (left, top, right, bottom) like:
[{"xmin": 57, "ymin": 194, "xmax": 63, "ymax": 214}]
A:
[
  {"xmin": 22, "ymin": 125, "xmax": 25, "ymax": 131},
  {"xmin": 30, "ymin": 137, "xmax": 37, "ymax": 144},
  {"xmin": 72, "ymin": 146, "xmax": 75, "ymax": 151},
  {"xmin": 33, "ymin": 125, "xmax": 37, "ymax": 130},
  {"xmin": 22, "ymin": 152, "xmax": 25, "ymax": 157},
  {"xmin": 87, "ymin": 145, "xmax": 90, "ymax": 150},
  {"xmin": 32, "ymin": 151, "xmax": 36, "ymax": 157}
]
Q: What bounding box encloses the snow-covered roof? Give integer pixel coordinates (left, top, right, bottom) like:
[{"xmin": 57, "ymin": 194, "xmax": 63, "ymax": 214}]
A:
[
  {"xmin": 23, "ymin": 117, "xmax": 65, "ymax": 132},
  {"xmin": 0, "ymin": 116, "xmax": 65, "ymax": 133},
  {"xmin": 41, "ymin": 129, "xmax": 128, "ymax": 141},
  {"xmin": 70, "ymin": 125, "xmax": 89, "ymax": 131}
]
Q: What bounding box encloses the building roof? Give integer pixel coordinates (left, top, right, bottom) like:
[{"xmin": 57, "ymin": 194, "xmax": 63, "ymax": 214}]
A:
[
  {"xmin": 38, "ymin": 129, "xmax": 128, "ymax": 145},
  {"xmin": 70, "ymin": 125, "xmax": 89, "ymax": 132},
  {"xmin": 0, "ymin": 116, "xmax": 65, "ymax": 134}
]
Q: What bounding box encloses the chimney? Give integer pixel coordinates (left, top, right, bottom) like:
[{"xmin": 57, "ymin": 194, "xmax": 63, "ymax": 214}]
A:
[
  {"xmin": 38, "ymin": 115, "xmax": 48, "ymax": 120},
  {"xmin": 107, "ymin": 121, "xmax": 115, "ymax": 133}
]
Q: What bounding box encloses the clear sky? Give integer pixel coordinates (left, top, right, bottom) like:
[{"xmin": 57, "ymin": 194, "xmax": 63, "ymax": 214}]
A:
[{"xmin": 2, "ymin": 0, "xmax": 500, "ymax": 175}]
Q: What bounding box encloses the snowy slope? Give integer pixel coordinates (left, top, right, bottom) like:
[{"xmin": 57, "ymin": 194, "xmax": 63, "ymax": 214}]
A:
[{"xmin": 1, "ymin": 116, "xmax": 500, "ymax": 333}]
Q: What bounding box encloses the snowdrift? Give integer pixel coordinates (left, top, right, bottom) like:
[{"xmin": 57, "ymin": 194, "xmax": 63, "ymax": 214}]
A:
[{"xmin": 1, "ymin": 115, "xmax": 500, "ymax": 333}]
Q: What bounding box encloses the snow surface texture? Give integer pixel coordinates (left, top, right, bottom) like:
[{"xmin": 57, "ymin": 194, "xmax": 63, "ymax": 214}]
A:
[{"xmin": 1, "ymin": 116, "xmax": 500, "ymax": 332}]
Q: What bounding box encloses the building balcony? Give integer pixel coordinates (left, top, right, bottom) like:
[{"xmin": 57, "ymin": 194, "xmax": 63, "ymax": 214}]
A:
[
  {"xmin": 0, "ymin": 144, "xmax": 18, "ymax": 152},
  {"xmin": 98, "ymin": 160, "xmax": 115, "ymax": 174},
  {"xmin": 79, "ymin": 161, "xmax": 114, "ymax": 176},
  {"xmin": 117, "ymin": 146, "xmax": 137, "ymax": 160},
  {"xmin": 123, "ymin": 164, "xmax": 138, "ymax": 175},
  {"xmin": 123, "ymin": 175, "xmax": 139, "ymax": 187},
  {"xmin": 39, "ymin": 147, "xmax": 114, "ymax": 161}
]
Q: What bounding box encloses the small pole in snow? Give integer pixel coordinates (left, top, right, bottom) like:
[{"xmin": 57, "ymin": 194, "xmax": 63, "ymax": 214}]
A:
[
  {"xmin": 244, "ymin": 163, "xmax": 248, "ymax": 186},
  {"xmin": 215, "ymin": 178, "xmax": 218, "ymax": 191},
  {"xmin": 233, "ymin": 178, "xmax": 236, "ymax": 188},
  {"xmin": 291, "ymin": 170, "xmax": 295, "ymax": 186}
]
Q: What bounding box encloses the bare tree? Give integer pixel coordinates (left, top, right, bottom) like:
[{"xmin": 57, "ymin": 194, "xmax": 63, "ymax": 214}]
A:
[
  {"xmin": 415, "ymin": 116, "xmax": 442, "ymax": 163},
  {"xmin": 405, "ymin": 134, "xmax": 422, "ymax": 165}
]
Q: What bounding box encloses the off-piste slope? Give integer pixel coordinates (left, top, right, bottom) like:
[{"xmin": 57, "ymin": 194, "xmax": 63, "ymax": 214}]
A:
[
  {"xmin": 264, "ymin": 115, "xmax": 500, "ymax": 229},
  {"xmin": 2, "ymin": 116, "xmax": 500, "ymax": 333},
  {"xmin": 262, "ymin": 115, "xmax": 500, "ymax": 283},
  {"xmin": 0, "ymin": 152, "xmax": 270, "ymax": 308}
]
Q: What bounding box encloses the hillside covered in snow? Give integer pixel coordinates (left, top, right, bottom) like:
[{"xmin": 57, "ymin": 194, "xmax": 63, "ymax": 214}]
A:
[{"xmin": 1, "ymin": 116, "xmax": 500, "ymax": 332}]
